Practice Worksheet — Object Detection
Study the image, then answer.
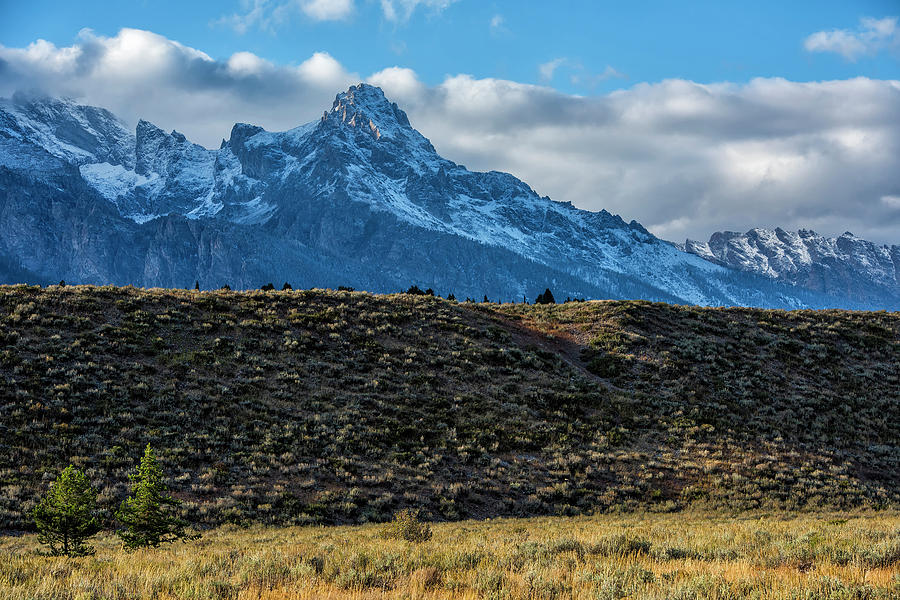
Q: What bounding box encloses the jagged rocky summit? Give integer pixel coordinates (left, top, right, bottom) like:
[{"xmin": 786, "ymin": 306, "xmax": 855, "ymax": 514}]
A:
[{"xmin": 0, "ymin": 85, "xmax": 894, "ymax": 309}]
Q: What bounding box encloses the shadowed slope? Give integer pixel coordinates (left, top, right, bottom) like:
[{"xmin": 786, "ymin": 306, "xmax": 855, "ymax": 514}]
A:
[{"xmin": 0, "ymin": 285, "xmax": 897, "ymax": 530}]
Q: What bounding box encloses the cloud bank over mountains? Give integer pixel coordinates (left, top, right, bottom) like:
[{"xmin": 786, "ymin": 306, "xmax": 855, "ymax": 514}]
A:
[{"xmin": 1, "ymin": 27, "xmax": 898, "ymax": 245}]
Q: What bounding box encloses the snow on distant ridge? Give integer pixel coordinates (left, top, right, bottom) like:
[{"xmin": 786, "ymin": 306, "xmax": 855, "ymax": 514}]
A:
[
  {"xmin": 684, "ymin": 227, "xmax": 899, "ymax": 303},
  {"xmin": 79, "ymin": 163, "xmax": 156, "ymax": 202},
  {"xmin": 0, "ymin": 93, "xmax": 134, "ymax": 168}
]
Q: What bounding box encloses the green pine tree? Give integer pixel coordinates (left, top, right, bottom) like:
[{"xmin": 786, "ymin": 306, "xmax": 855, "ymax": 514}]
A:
[
  {"xmin": 32, "ymin": 465, "xmax": 100, "ymax": 556},
  {"xmin": 116, "ymin": 444, "xmax": 198, "ymax": 551},
  {"xmin": 535, "ymin": 288, "xmax": 556, "ymax": 304}
]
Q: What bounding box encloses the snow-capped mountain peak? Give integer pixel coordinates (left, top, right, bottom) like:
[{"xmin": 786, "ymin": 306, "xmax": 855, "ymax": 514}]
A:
[{"xmin": 324, "ymin": 83, "xmax": 412, "ymax": 140}]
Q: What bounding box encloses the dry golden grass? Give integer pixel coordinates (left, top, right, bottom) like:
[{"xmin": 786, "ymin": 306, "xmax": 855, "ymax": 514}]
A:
[{"xmin": 2, "ymin": 511, "xmax": 898, "ymax": 599}]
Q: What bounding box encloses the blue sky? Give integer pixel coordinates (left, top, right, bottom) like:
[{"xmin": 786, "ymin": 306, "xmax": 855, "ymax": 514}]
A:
[
  {"xmin": 1, "ymin": 1, "xmax": 899, "ymax": 244},
  {"xmin": 3, "ymin": 0, "xmax": 898, "ymax": 93}
]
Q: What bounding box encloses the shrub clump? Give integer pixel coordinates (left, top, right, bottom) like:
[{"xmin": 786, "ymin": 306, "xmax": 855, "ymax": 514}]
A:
[
  {"xmin": 588, "ymin": 533, "xmax": 652, "ymax": 557},
  {"xmin": 381, "ymin": 509, "xmax": 433, "ymax": 543}
]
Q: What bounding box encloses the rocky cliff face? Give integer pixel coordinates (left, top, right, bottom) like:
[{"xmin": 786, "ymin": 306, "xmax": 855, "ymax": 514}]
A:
[
  {"xmin": 0, "ymin": 85, "xmax": 890, "ymax": 308},
  {"xmin": 683, "ymin": 228, "xmax": 900, "ymax": 307}
]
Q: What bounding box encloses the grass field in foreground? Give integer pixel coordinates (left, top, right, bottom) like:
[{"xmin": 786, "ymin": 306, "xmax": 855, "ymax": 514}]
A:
[{"xmin": 1, "ymin": 512, "xmax": 898, "ymax": 599}]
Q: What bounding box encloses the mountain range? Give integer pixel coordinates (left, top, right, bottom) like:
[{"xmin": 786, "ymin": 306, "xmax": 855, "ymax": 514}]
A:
[
  {"xmin": 0, "ymin": 84, "xmax": 896, "ymax": 309},
  {"xmin": 681, "ymin": 229, "xmax": 899, "ymax": 309}
]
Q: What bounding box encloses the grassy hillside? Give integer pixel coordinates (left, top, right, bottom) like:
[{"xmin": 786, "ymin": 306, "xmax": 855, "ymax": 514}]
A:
[
  {"xmin": 0, "ymin": 285, "xmax": 897, "ymax": 529},
  {"xmin": 3, "ymin": 512, "xmax": 899, "ymax": 599}
]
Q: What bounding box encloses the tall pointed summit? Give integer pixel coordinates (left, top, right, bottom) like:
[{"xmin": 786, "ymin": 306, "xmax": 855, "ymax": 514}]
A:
[{"xmin": 323, "ymin": 83, "xmax": 412, "ymax": 140}]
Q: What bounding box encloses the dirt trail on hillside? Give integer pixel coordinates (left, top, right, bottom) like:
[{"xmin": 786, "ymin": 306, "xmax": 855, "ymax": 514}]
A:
[{"xmin": 487, "ymin": 312, "xmax": 611, "ymax": 388}]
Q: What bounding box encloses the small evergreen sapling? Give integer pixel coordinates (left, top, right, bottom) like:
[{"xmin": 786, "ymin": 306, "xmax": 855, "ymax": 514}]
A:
[
  {"xmin": 116, "ymin": 444, "xmax": 199, "ymax": 551},
  {"xmin": 32, "ymin": 465, "xmax": 100, "ymax": 556}
]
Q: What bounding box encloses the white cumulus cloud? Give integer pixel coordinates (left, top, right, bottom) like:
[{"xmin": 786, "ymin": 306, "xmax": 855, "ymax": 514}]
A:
[
  {"xmin": 804, "ymin": 16, "xmax": 899, "ymax": 61},
  {"xmin": 0, "ymin": 28, "xmax": 357, "ymax": 143},
  {"xmin": 301, "ymin": 0, "xmax": 354, "ymax": 21},
  {"xmin": 367, "ymin": 66, "xmax": 425, "ymax": 101},
  {"xmin": 227, "ymin": 51, "xmax": 272, "ymax": 76}
]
